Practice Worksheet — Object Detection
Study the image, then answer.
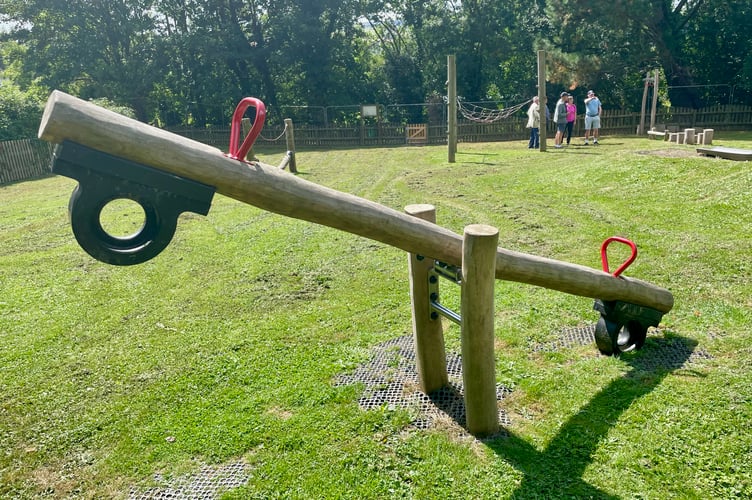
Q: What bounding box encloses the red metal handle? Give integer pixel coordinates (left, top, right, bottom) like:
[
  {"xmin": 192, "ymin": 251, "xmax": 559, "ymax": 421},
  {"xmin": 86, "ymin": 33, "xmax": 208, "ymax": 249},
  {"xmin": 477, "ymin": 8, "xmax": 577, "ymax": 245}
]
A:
[
  {"xmin": 228, "ymin": 97, "xmax": 266, "ymax": 161},
  {"xmin": 601, "ymin": 236, "xmax": 637, "ymax": 277}
]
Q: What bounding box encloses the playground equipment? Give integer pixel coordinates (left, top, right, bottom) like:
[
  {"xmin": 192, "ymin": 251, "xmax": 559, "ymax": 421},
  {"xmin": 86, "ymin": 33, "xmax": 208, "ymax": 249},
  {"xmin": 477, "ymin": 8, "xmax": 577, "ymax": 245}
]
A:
[
  {"xmin": 446, "ymin": 54, "xmax": 538, "ymax": 161},
  {"xmin": 39, "ymin": 90, "xmax": 674, "ymax": 435}
]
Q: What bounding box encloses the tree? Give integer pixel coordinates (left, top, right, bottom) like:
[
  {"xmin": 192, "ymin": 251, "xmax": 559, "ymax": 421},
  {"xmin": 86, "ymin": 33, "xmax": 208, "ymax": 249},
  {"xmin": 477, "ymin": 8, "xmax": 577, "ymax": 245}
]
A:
[
  {"xmin": 1, "ymin": 0, "xmax": 748, "ymax": 132},
  {"xmin": 0, "ymin": 82, "xmax": 43, "ymax": 140},
  {"xmin": 543, "ymin": 0, "xmax": 752, "ymax": 108},
  {"xmin": 2, "ymin": 0, "xmax": 163, "ymax": 120},
  {"xmin": 682, "ymin": 0, "xmax": 752, "ymax": 105}
]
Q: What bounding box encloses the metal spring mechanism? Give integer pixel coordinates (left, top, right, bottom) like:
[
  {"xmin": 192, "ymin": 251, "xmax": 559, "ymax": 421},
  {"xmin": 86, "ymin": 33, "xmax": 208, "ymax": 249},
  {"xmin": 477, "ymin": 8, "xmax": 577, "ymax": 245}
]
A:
[
  {"xmin": 427, "ymin": 259, "xmax": 462, "ymax": 325},
  {"xmin": 51, "ymin": 141, "xmax": 215, "ymax": 266}
]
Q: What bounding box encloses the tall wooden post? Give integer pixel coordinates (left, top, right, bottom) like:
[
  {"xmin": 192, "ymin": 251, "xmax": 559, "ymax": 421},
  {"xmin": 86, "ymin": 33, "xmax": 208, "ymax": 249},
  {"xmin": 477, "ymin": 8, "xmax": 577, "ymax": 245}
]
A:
[
  {"xmin": 537, "ymin": 50, "xmax": 547, "ymax": 152},
  {"xmin": 639, "ymin": 72, "xmax": 650, "ymax": 135},
  {"xmin": 447, "ymin": 55, "xmax": 457, "ymax": 163},
  {"xmin": 284, "ymin": 118, "xmax": 297, "ymax": 174},
  {"xmin": 461, "ymin": 224, "xmax": 499, "ymax": 437},
  {"xmin": 650, "ymin": 70, "xmax": 660, "ymax": 131},
  {"xmin": 406, "ymin": 204, "xmax": 449, "ymax": 393}
]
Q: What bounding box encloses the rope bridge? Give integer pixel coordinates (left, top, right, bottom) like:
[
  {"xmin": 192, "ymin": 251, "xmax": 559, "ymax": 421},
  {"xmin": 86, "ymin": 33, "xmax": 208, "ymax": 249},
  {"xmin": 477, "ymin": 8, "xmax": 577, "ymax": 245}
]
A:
[{"xmin": 457, "ymin": 97, "xmax": 532, "ymax": 124}]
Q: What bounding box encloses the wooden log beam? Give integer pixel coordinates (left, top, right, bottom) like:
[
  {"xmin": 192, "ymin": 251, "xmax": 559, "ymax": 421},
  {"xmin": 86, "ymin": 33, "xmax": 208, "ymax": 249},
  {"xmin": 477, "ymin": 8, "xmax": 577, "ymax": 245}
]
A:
[{"xmin": 39, "ymin": 90, "xmax": 674, "ymax": 313}]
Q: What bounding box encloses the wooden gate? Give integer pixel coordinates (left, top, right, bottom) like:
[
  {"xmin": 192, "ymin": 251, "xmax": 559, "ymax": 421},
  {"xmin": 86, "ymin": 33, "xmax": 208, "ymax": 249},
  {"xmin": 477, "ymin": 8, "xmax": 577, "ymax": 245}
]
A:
[{"xmin": 406, "ymin": 124, "xmax": 428, "ymax": 145}]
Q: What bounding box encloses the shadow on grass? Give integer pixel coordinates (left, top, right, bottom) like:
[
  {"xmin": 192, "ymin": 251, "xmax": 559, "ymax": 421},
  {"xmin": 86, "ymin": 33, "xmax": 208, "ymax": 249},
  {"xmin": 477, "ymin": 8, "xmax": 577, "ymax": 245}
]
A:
[
  {"xmin": 454, "ymin": 150, "xmax": 502, "ymax": 166},
  {"xmin": 486, "ymin": 335, "xmax": 699, "ymax": 498}
]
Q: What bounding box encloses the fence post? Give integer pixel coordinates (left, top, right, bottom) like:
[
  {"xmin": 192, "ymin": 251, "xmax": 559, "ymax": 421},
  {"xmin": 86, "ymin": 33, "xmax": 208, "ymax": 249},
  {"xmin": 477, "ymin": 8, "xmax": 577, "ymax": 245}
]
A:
[
  {"xmin": 461, "ymin": 224, "xmax": 499, "ymax": 437},
  {"xmin": 406, "ymin": 204, "xmax": 449, "ymax": 393}
]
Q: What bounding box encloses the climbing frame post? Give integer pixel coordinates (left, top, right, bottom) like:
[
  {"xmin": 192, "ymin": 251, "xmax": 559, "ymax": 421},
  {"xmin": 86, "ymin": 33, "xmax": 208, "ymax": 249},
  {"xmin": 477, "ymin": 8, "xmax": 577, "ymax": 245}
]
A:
[
  {"xmin": 406, "ymin": 204, "xmax": 449, "ymax": 393},
  {"xmin": 461, "ymin": 224, "xmax": 499, "ymax": 436},
  {"xmin": 447, "ymin": 55, "xmax": 457, "ymax": 163}
]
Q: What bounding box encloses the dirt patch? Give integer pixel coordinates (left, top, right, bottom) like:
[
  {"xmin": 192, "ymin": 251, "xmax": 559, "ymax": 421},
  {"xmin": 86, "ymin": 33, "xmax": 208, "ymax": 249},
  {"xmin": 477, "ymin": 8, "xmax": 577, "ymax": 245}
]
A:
[{"xmin": 636, "ymin": 148, "xmax": 700, "ymax": 158}]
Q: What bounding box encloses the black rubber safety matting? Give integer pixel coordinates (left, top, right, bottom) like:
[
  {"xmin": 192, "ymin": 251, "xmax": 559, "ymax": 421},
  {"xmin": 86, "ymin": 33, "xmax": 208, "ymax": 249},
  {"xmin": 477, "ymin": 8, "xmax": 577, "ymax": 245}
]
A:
[
  {"xmin": 334, "ymin": 335, "xmax": 513, "ymax": 433},
  {"xmin": 336, "ymin": 326, "xmax": 712, "ymax": 434},
  {"xmin": 128, "ymin": 461, "xmax": 250, "ymax": 500},
  {"xmin": 533, "ymin": 324, "xmax": 714, "ymax": 370}
]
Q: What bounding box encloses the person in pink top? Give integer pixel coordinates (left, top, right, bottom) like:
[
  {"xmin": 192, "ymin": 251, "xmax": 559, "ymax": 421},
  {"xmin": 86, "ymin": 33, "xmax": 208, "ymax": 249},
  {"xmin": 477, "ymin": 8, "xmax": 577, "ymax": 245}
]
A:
[{"xmin": 565, "ymin": 95, "xmax": 576, "ymax": 145}]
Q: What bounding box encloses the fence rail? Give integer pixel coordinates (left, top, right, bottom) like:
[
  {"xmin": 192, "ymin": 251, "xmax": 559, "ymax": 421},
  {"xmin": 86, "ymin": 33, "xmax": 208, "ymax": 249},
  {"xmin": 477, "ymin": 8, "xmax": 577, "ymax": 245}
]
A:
[{"xmin": 3, "ymin": 104, "xmax": 751, "ymax": 185}]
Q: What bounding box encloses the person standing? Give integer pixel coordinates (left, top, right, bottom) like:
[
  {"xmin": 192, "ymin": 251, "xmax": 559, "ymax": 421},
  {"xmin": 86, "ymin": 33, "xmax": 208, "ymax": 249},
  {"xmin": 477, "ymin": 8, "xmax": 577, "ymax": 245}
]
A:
[
  {"xmin": 553, "ymin": 92, "xmax": 568, "ymax": 148},
  {"xmin": 526, "ymin": 96, "xmax": 540, "ymax": 149},
  {"xmin": 583, "ymin": 90, "xmax": 602, "ymax": 145},
  {"xmin": 565, "ymin": 95, "xmax": 576, "ymax": 145}
]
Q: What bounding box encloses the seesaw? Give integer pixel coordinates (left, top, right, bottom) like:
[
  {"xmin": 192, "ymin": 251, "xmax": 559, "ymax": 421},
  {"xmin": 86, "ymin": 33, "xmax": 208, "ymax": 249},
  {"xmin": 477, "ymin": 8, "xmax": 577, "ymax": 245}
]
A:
[{"xmin": 39, "ymin": 91, "xmax": 674, "ymax": 436}]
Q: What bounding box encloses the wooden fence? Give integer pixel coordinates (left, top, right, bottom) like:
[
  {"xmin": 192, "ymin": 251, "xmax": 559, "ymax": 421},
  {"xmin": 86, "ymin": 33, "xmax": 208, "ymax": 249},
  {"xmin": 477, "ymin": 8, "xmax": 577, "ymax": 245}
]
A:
[
  {"xmin": 655, "ymin": 105, "xmax": 752, "ymax": 130},
  {"xmin": 0, "ymin": 139, "xmax": 55, "ymax": 185},
  {"xmin": 3, "ymin": 104, "xmax": 751, "ymax": 185},
  {"xmin": 217, "ymin": 104, "xmax": 752, "ymax": 148}
]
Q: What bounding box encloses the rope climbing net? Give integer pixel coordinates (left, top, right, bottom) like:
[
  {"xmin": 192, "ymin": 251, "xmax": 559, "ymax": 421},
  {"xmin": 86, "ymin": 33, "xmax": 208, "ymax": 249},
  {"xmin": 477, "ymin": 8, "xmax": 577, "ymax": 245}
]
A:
[{"xmin": 456, "ymin": 97, "xmax": 532, "ymax": 123}]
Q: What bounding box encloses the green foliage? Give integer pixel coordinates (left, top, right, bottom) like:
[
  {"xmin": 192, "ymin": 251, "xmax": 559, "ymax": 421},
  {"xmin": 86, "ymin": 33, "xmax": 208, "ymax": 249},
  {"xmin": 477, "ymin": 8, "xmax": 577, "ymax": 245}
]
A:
[
  {"xmin": 0, "ymin": 82, "xmax": 43, "ymax": 140},
  {"xmin": 542, "ymin": 0, "xmax": 752, "ymax": 108},
  {"xmin": 683, "ymin": 0, "xmax": 752, "ymax": 104},
  {"xmin": 0, "ymin": 0, "xmax": 750, "ymax": 130},
  {"xmin": 88, "ymin": 97, "xmax": 137, "ymax": 119}
]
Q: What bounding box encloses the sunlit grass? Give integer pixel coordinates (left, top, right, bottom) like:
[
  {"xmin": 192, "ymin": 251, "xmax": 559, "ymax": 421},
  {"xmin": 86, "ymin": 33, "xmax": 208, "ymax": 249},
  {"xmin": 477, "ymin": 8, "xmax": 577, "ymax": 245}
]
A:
[{"xmin": 1, "ymin": 133, "xmax": 751, "ymax": 498}]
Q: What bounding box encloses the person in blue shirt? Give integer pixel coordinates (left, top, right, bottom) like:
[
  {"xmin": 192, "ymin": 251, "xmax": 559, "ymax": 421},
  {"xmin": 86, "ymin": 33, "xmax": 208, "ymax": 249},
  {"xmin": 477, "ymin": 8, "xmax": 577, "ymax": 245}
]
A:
[{"xmin": 583, "ymin": 90, "xmax": 602, "ymax": 145}]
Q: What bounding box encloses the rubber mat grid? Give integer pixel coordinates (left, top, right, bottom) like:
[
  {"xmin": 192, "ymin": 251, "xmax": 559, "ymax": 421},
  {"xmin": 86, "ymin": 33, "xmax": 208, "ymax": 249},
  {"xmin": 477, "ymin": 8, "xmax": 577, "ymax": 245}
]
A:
[
  {"xmin": 128, "ymin": 460, "xmax": 250, "ymax": 500},
  {"xmin": 532, "ymin": 324, "xmax": 714, "ymax": 370},
  {"xmin": 532, "ymin": 324, "xmax": 599, "ymax": 352},
  {"xmin": 334, "ymin": 335, "xmax": 512, "ymax": 434}
]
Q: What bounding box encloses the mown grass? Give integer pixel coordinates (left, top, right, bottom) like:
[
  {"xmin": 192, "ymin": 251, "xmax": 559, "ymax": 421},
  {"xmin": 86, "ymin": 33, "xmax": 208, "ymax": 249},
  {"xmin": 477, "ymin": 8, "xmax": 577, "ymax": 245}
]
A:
[{"xmin": 1, "ymin": 132, "xmax": 751, "ymax": 498}]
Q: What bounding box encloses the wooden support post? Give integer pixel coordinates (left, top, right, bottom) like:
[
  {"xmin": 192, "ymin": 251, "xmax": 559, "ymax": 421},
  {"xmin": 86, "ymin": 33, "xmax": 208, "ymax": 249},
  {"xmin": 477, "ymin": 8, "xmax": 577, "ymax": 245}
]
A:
[
  {"xmin": 240, "ymin": 117, "xmax": 257, "ymax": 161},
  {"xmin": 650, "ymin": 70, "xmax": 660, "ymax": 131},
  {"xmin": 537, "ymin": 50, "xmax": 547, "ymax": 152},
  {"xmin": 406, "ymin": 204, "xmax": 448, "ymax": 393},
  {"xmin": 447, "ymin": 55, "xmax": 457, "ymax": 163},
  {"xmin": 284, "ymin": 118, "xmax": 297, "ymax": 173},
  {"xmin": 461, "ymin": 224, "xmax": 499, "ymax": 437},
  {"xmin": 638, "ymin": 72, "xmax": 650, "ymax": 135}
]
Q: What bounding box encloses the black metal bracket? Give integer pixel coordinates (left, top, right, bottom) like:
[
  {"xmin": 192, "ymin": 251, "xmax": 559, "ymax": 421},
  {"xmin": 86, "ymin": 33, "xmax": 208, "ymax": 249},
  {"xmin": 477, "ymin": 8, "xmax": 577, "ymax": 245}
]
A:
[
  {"xmin": 51, "ymin": 140, "xmax": 216, "ymax": 266},
  {"xmin": 593, "ymin": 299, "xmax": 664, "ymax": 355}
]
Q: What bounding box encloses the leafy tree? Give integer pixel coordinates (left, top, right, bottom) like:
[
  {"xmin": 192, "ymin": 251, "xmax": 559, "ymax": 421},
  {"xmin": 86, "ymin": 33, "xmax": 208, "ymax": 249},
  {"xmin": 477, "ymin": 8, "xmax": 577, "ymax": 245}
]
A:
[
  {"xmin": 0, "ymin": 82, "xmax": 43, "ymax": 140},
  {"xmin": 152, "ymin": 0, "xmax": 376, "ymax": 125},
  {"xmin": 2, "ymin": 0, "xmax": 163, "ymax": 120},
  {"xmin": 1, "ymin": 0, "xmax": 749, "ymax": 132},
  {"xmin": 682, "ymin": 0, "xmax": 752, "ymax": 105},
  {"xmin": 542, "ymin": 0, "xmax": 752, "ymax": 108}
]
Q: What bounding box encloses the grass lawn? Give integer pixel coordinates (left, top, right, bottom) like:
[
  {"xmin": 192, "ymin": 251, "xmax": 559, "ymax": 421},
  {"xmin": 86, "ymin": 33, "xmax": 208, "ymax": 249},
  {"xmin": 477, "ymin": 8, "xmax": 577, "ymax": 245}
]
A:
[{"xmin": 1, "ymin": 132, "xmax": 751, "ymax": 498}]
